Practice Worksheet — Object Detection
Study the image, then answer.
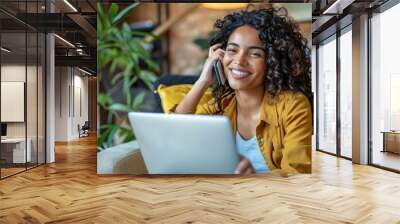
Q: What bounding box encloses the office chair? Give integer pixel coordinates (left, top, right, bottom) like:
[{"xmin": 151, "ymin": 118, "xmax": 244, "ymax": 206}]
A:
[{"xmin": 78, "ymin": 121, "xmax": 90, "ymax": 138}]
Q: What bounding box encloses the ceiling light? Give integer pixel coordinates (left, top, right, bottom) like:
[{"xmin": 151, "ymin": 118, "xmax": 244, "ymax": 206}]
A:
[
  {"xmin": 78, "ymin": 67, "xmax": 93, "ymax": 76},
  {"xmin": 63, "ymin": 0, "xmax": 78, "ymax": 12},
  {"xmin": 201, "ymin": 3, "xmax": 247, "ymax": 10},
  {"xmin": 54, "ymin": 34, "xmax": 75, "ymax": 48},
  {"xmin": 76, "ymin": 48, "xmax": 85, "ymax": 55},
  {"xmin": 1, "ymin": 47, "xmax": 11, "ymax": 53}
]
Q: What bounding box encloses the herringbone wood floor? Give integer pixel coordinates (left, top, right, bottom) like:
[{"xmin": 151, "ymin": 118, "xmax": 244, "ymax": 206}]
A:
[{"xmin": 1, "ymin": 135, "xmax": 400, "ymax": 224}]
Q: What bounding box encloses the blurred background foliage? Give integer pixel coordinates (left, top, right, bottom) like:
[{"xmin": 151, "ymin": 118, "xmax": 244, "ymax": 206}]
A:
[{"xmin": 97, "ymin": 2, "xmax": 159, "ymax": 151}]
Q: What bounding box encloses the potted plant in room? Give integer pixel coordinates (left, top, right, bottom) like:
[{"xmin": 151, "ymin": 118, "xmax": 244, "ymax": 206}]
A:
[{"xmin": 97, "ymin": 2, "xmax": 159, "ymax": 154}]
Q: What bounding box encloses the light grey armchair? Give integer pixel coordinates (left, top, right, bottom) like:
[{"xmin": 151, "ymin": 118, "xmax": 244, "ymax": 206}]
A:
[{"xmin": 97, "ymin": 141, "xmax": 148, "ymax": 174}]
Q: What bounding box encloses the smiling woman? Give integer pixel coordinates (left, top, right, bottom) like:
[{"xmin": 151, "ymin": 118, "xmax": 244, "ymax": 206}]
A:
[{"xmin": 174, "ymin": 7, "xmax": 312, "ymax": 174}]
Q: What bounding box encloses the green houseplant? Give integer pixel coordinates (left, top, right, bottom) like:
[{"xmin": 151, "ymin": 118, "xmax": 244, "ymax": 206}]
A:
[{"xmin": 97, "ymin": 2, "xmax": 159, "ymax": 151}]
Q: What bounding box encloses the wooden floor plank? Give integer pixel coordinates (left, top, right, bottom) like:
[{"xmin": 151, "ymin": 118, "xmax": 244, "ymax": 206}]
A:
[{"xmin": 0, "ymin": 135, "xmax": 400, "ymax": 223}]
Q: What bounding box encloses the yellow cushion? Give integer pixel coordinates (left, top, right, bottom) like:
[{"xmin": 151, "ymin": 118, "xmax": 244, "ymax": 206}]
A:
[{"xmin": 156, "ymin": 84, "xmax": 213, "ymax": 113}]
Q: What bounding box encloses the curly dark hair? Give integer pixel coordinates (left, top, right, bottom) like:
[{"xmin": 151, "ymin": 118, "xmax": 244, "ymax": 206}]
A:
[{"xmin": 209, "ymin": 7, "xmax": 312, "ymax": 114}]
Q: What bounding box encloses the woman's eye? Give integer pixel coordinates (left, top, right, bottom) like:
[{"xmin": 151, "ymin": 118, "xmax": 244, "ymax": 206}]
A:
[
  {"xmin": 226, "ymin": 48, "xmax": 237, "ymax": 53},
  {"xmin": 250, "ymin": 52, "xmax": 263, "ymax": 57}
]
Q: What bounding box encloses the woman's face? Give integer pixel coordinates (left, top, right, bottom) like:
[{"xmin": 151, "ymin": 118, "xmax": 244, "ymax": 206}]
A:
[{"xmin": 222, "ymin": 25, "xmax": 266, "ymax": 91}]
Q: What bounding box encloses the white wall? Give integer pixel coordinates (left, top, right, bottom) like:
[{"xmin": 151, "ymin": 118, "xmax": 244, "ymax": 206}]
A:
[
  {"xmin": 1, "ymin": 63, "xmax": 46, "ymax": 164},
  {"xmin": 72, "ymin": 73, "xmax": 89, "ymax": 138},
  {"xmin": 1, "ymin": 65, "xmax": 36, "ymax": 138},
  {"xmin": 1, "ymin": 65, "xmax": 26, "ymax": 140},
  {"xmin": 55, "ymin": 66, "xmax": 68, "ymax": 141},
  {"xmin": 54, "ymin": 67, "xmax": 89, "ymax": 141}
]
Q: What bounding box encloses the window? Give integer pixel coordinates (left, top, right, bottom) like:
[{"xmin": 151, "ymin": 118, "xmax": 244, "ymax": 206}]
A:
[
  {"xmin": 370, "ymin": 2, "xmax": 400, "ymax": 171},
  {"xmin": 339, "ymin": 27, "xmax": 352, "ymax": 158}
]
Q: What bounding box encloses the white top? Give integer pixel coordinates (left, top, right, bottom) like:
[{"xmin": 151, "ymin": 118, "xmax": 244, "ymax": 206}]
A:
[{"xmin": 236, "ymin": 132, "xmax": 269, "ymax": 173}]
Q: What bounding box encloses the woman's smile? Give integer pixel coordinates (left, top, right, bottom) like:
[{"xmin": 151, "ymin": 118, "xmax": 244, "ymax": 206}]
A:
[{"xmin": 229, "ymin": 67, "xmax": 252, "ymax": 80}]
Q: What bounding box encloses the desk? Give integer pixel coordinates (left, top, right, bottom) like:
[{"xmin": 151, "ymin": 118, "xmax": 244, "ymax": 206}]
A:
[
  {"xmin": 381, "ymin": 131, "xmax": 400, "ymax": 154},
  {"xmin": 1, "ymin": 138, "xmax": 31, "ymax": 163}
]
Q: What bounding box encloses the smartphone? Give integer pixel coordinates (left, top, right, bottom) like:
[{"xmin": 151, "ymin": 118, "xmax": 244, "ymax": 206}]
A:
[{"xmin": 212, "ymin": 59, "xmax": 227, "ymax": 87}]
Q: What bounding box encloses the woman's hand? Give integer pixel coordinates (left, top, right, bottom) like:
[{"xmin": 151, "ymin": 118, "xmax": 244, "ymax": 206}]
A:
[
  {"xmin": 235, "ymin": 157, "xmax": 255, "ymax": 175},
  {"xmin": 197, "ymin": 43, "xmax": 225, "ymax": 87},
  {"xmin": 174, "ymin": 43, "xmax": 224, "ymax": 114}
]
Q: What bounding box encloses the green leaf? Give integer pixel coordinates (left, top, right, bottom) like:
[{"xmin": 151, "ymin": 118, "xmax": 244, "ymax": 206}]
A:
[
  {"xmin": 138, "ymin": 70, "xmax": 157, "ymax": 90},
  {"xmin": 108, "ymin": 3, "xmax": 119, "ymax": 22},
  {"xmin": 112, "ymin": 2, "xmax": 139, "ymax": 24},
  {"xmin": 124, "ymin": 83, "xmax": 132, "ymax": 107},
  {"xmin": 111, "ymin": 72, "xmax": 124, "ymax": 85},
  {"xmin": 124, "ymin": 133, "xmax": 135, "ymax": 142},
  {"xmin": 97, "ymin": 3, "xmax": 105, "ymax": 32},
  {"xmin": 107, "ymin": 124, "xmax": 121, "ymax": 146},
  {"xmin": 109, "ymin": 103, "xmax": 131, "ymax": 112},
  {"xmin": 130, "ymin": 53, "xmax": 139, "ymax": 66},
  {"xmin": 97, "ymin": 2, "xmax": 104, "ymax": 18},
  {"xmin": 98, "ymin": 93, "xmax": 112, "ymax": 107},
  {"xmin": 129, "ymin": 39, "xmax": 149, "ymax": 60},
  {"xmin": 132, "ymin": 92, "xmax": 146, "ymax": 110},
  {"xmin": 109, "ymin": 61, "xmax": 119, "ymax": 75},
  {"xmin": 97, "ymin": 15, "xmax": 103, "ymax": 35},
  {"xmin": 144, "ymin": 59, "xmax": 160, "ymax": 73},
  {"xmin": 122, "ymin": 23, "xmax": 132, "ymax": 40},
  {"xmin": 140, "ymin": 70, "xmax": 158, "ymax": 82},
  {"xmin": 97, "ymin": 125, "xmax": 112, "ymax": 149},
  {"xmin": 127, "ymin": 76, "xmax": 139, "ymax": 89},
  {"xmin": 122, "ymin": 62, "xmax": 134, "ymax": 78},
  {"xmin": 119, "ymin": 127, "xmax": 135, "ymax": 142}
]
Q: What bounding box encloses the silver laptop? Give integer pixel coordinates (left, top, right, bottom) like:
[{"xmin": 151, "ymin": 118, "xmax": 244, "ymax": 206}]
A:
[{"xmin": 128, "ymin": 112, "xmax": 240, "ymax": 174}]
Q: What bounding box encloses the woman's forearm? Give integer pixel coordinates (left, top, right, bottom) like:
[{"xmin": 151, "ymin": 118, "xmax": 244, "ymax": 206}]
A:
[
  {"xmin": 175, "ymin": 43, "xmax": 224, "ymax": 114},
  {"xmin": 174, "ymin": 79, "xmax": 210, "ymax": 114}
]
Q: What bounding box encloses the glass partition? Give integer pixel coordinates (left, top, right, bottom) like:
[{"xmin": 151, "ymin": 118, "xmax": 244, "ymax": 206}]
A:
[
  {"xmin": 27, "ymin": 30, "xmax": 38, "ymax": 169},
  {"xmin": 0, "ymin": 0, "xmax": 46, "ymax": 179},
  {"xmin": 38, "ymin": 31, "xmax": 45, "ymax": 165},
  {"xmin": 317, "ymin": 35, "xmax": 337, "ymax": 155},
  {"xmin": 0, "ymin": 9, "xmax": 28, "ymax": 177}
]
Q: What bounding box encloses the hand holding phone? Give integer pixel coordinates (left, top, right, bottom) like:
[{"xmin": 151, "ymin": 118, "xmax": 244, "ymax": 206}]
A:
[
  {"xmin": 212, "ymin": 59, "xmax": 227, "ymax": 87},
  {"xmin": 197, "ymin": 43, "xmax": 225, "ymax": 87}
]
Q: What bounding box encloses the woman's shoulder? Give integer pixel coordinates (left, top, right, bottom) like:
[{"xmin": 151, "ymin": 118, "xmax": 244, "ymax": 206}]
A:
[
  {"xmin": 279, "ymin": 90, "xmax": 309, "ymax": 103},
  {"xmin": 263, "ymin": 90, "xmax": 311, "ymax": 118},
  {"xmin": 276, "ymin": 90, "xmax": 312, "ymax": 115},
  {"xmin": 265, "ymin": 90, "xmax": 309, "ymax": 105}
]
